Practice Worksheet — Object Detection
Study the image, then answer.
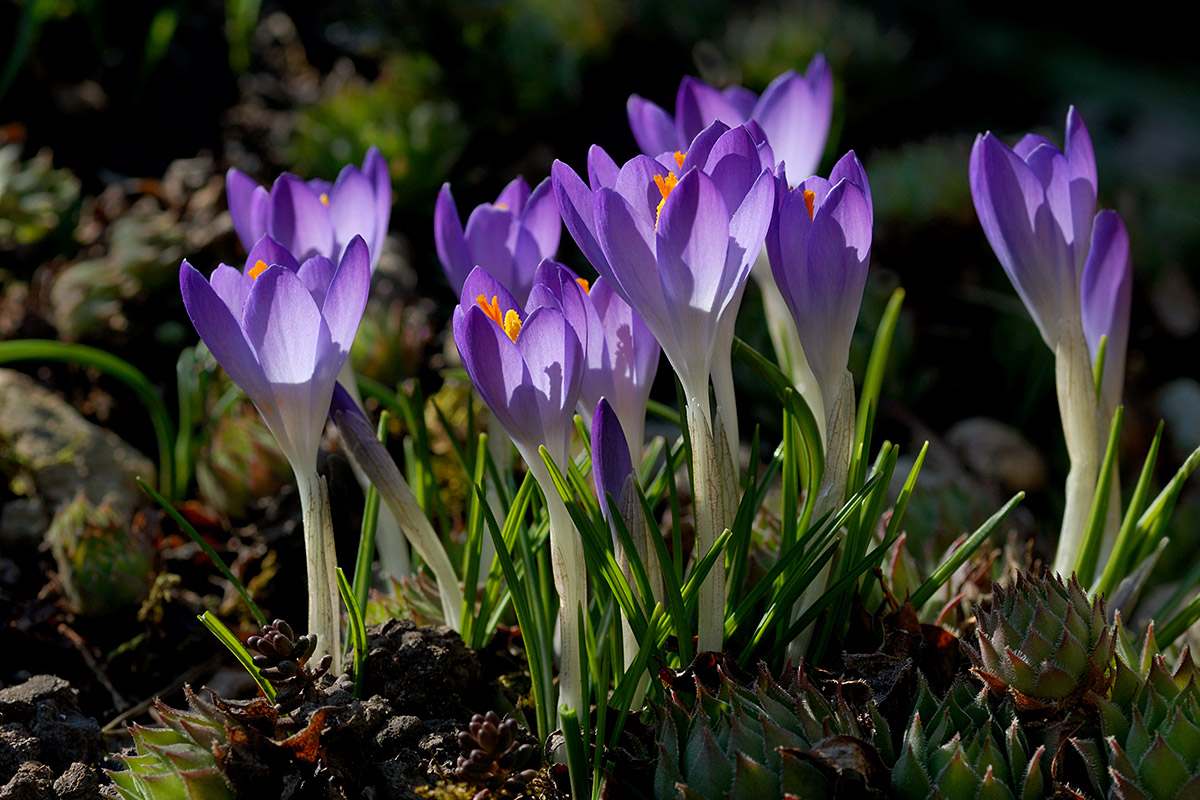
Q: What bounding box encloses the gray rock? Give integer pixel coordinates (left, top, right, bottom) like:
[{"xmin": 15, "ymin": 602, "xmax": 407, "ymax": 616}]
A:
[
  {"xmin": 0, "ymin": 676, "xmax": 101, "ymax": 774},
  {"xmin": 52, "ymin": 762, "xmax": 102, "ymax": 800},
  {"xmin": 0, "ymin": 368, "xmax": 155, "ymax": 551},
  {"xmin": 0, "ymin": 762, "xmax": 54, "ymax": 800}
]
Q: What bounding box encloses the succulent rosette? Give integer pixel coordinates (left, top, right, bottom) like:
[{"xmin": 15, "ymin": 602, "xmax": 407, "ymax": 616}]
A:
[
  {"xmin": 1071, "ymin": 652, "xmax": 1200, "ymax": 799},
  {"xmin": 627, "ymin": 55, "xmax": 833, "ymax": 185},
  {"xmin": 765, "ymin": 150, "xmax": 873, "ymax": 425},
  {"xmin": 435, "ymin": 175, "xmax": 562, "ymax": 305},
  {"xmin": 967, "ymin": 572, "xmax": 1115, "ymax": 710},
  {"xmin": 226, "ymin": 147, "xmax": 390, "ymax": 269},
  {"xmin": 892, "ymin": 678, "xmax": 1047, "ymax": 800}
]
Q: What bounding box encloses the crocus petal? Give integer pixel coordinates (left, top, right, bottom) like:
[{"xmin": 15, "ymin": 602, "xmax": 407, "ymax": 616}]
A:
[
  {"xmin": 595, "ymin": 187, "xmax": 665, "ymax": 317},
  {"xmin": 676, "ymin": 76, "xmax": 746, "ymax": 143},
  {"xmin": 521, "ymin": 177, "xmax": 563, "ymax": 261},
  {"xmin": 226, "ymin": 169, "xmax": 268, "ymax": 251},
  {"xmin": 553, "ymin": 159, "xmax": 611, "ymax": 278},
  {"xmin": 518, "ymin": 306, "xmax": 583, "ymax": 428},
  {"xmin": 180, "ymin": 261, "xmax": 265, "ymax": 399},
  {"xmin": 320, "ymin": 236, "xmax": 371, "ymax": 355},
  {"xmin": 363, "ymin": 146, "xmax": 392, "ymax": 263},
  {"xmin": 656, "ymin": 169, "xmax": 731, "ymax": 314},
  {"xmin": 754, "ymin": 57, "xmax": 833, "ymax": 185},
  {"xmin": 627, "ymin": 95, "xmax": 682, "ymax": 157},
  {"xmin": 241, "ymin": 265, "xmax": 335, "ymax": 468},
  {"xmin": 242, "ymin": 265, "xmax": 328, "ymax": 388},
  {"xmin": 828, "ymin": 151, "xmax": 872, "ymax": 222},
  {"xmin": 592, "ymin": 397, "xmax": 633, "ymax": 520},
  {"xmin": 1080, "ymin": 210, "xmax": 1131, "ymax": 407},
  {"xmin": 464, "ymin": 204, "xmax": 519, "ymax": 290},
  {"xmin": 587, "ymin": 145, "xmax": 619, "ymax": 190},
  {"xmin": 970, "ymin": 133, "xmax": 1068, "ymax": 344},
  {"xmin": 454, "ymin": 304, "xmax": 539, "ymax": 443},
  {"xmin": 723, "ymin": 169, "xmax": 775, "ymax": 293},
  {"xmin": 614, "ymin": 155, "xmax": 672, "ymax": 227},
  {"xmin": 702, "ymin": 124, "xmax": 767, "ymax": 213},
  {"xmin": 329, "ymin": 166, "xmax": 378, "ymax": 264},
  {"xmin": 434, "ymin": 183, "xmax": 474, "ymax": 294},
  {"xmin": 460, "ymin": 265, "xmax": 522, "ymax": 321},
  {"xmin": 266, "ymin": 174, "xmax": 335, "ymax": 262},
  {"xmin": 679, "ymin": 121, "xmax": 731, "ymax": 176},
  {"xmin": 495, "ymin": 176, "xmax": 531, "ymax": 215},
  {"xmin": 245, "ymin": 234, "xmax": 302, "ymax": 275},
  {"xmin": 209, "ymin": 264, "xmax": 252, "ymax": 320},
  {"xmin": 723, "ymin": 85, "xmax": 758, "ymax": 119},
  {"xmin": 297, "ymin": 256, "xmax": 337, "ymax": 310}
]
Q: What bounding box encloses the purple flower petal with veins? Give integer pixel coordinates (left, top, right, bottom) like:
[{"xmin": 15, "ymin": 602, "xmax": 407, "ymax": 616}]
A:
[
  {"xmin": 179, "ymin": 236, "xmax": 370, "ymax": 474},
  {"xmin": 226, "ymin": 148, "xmax": 391, "ymax": 270},
  {"xmin": 435, "ymin": 176, "xmax": 562, "ymax": 305}
]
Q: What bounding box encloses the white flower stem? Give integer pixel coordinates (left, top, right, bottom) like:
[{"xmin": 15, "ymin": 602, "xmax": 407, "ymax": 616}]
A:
[
  {"xmin": 528, "ymin": 458, "xmax": 587, "ymax": 723},
  {"xmin": 294, "ymin": 469, "xmax": 341, "ymax": 675},
  {"xmin": 787, "ymin": 371, "xmax": 855, "ymax": 659},
  {"xmin": 616, "ymin": 475, "xmax": 660, "ymax": 709},
  {"xmin": 1052, "ymin": 322, "xmax": 1103, "ymax": 577},
  {"xmin": 686, "ymin": 397, "xmax": 734, "ymax": 652}
]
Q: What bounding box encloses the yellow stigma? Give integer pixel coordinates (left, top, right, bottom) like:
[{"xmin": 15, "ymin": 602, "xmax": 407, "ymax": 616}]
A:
[
  {"xmin": 576, "ymin": 277, "xmax": 590, "ymax": 294},
  {"xmin": 501, "ymin": 309, "xmax": 522, "ymax": 342},
  {"xmin": 319, "ymin": 192, "xmax": 330, "ymax": 206},
  {"xmin": 495, "ymin": 202, "xmax": 509, "ymax": 210},
  {"xmin": 673, "ymin": 150, "xmax": 686, "ymax": 169},
  {"xmin": 249, "ymin": 259, "xmax": 269, "ymax": 279},
  {"xmin": 654, "ymin": 172, "xmax": 679, "ymax": 226},
  {"xmin": 477, "ymin": 295, "xmax": 522, "ymax": 342},
  {"xmin": 802, "ymin": 189, "xmax": 816, "ymax": 220}
]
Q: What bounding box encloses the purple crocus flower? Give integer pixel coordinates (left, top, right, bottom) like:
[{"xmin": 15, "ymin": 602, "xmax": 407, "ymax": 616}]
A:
[
  {"xmin": 969, "ymin": 107, "xmax": 1100, "ymax": 349},
  {"xmin": 226, "ymin": 147, "xmax": 391, "ymax": 270},
  {"xmin": 435, "ymin": 176, "xmax": 562, "ymax": 306},
  {"xmin": 765, "ymin": 151, "xmax": 873, "ymax": 420},
  {"xmin": 552, "ymin": 121, "xmax": 775, "ymax": 413},
  {"xmin": 1080, "ymin": 211, "xmax": 1132, "ymax": 414},
  {"xmin": 451, "ymin": 265, "xmax": 583, "ymax": 469},
  {"xmin": 527, "ymin": 260, "xmax": 660, "ymax": 460},
  {"xmin": 179, "ymin": 235, "xmax": 371, "ymax": 475},
  {"xmin": 627, "ymin": 56, "xmax": 833, "ymax": 186}
]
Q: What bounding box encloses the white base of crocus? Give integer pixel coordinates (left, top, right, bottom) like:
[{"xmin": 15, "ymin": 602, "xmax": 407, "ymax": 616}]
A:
[{"xmin": 295, "ymin": 469, "xmax": 342, "ymax": 675}]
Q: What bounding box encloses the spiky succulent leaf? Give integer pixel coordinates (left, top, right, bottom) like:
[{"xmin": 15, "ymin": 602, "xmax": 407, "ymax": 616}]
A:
[{"xmin": 968, "ymin": 572, "xmax": 1114, "ymax": 711}]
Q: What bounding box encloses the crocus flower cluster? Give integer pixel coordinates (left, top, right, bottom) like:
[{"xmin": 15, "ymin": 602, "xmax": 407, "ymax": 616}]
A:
[
  {"xmin": 970, "ymin": 107, "xmax": 1132, "ymax": 576},
  {"xmin": 227, "ymin": 148, "xmax": 391, "ymax": 270},
  {"xmin": 553, "ymin": 120, "xmax": 776, "ymax": 650},
  {"xmin": 435, "ymin": 176, "xmax": 562, "ymax": 305},
  {"xmin": 627, "ymin": 55, "xmax": 833, "ymax": 185}
]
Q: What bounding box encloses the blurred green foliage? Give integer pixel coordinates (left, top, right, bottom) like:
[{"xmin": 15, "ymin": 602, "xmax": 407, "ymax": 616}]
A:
[
  {"xmin": 0, "ymin": 142, "xmax": 79, "ymax": 251},
  {"xmin": 290, "ymin": 52, "xmax": 467, "ymax": 213}
]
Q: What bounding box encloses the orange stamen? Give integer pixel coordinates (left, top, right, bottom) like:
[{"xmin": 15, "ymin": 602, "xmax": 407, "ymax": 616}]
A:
[
  {"xmin": 803, "ymin": 189, "xmax": 816, "ymax": 220},
  {"xmin": 673, "ymin": 150, "xmax": 686, "ymax": 169},
  {"xmin": 319, "ymin": 193, "xmax": 330, "ymax": 207},
  {"xmin": 495, "ymin": 202, "xmax": 509, "ymax": 210},
  {"xmin": 477, "ymin": 295, "xmax": 504, "ymax": 326},
  {"xmin": 576, "ymin": 277, "xmax": 590, "ymax": 294},
  {"xmin": 477, "ymin": 295, "xmax": 522, "ymax": 342},
  {"xmin": 249, "ymin": 259, "xmax": 270, "ymax": 279},
  {"xmin": 654, "ymin": 172, "xmax": 679, "ymax": 226}
]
